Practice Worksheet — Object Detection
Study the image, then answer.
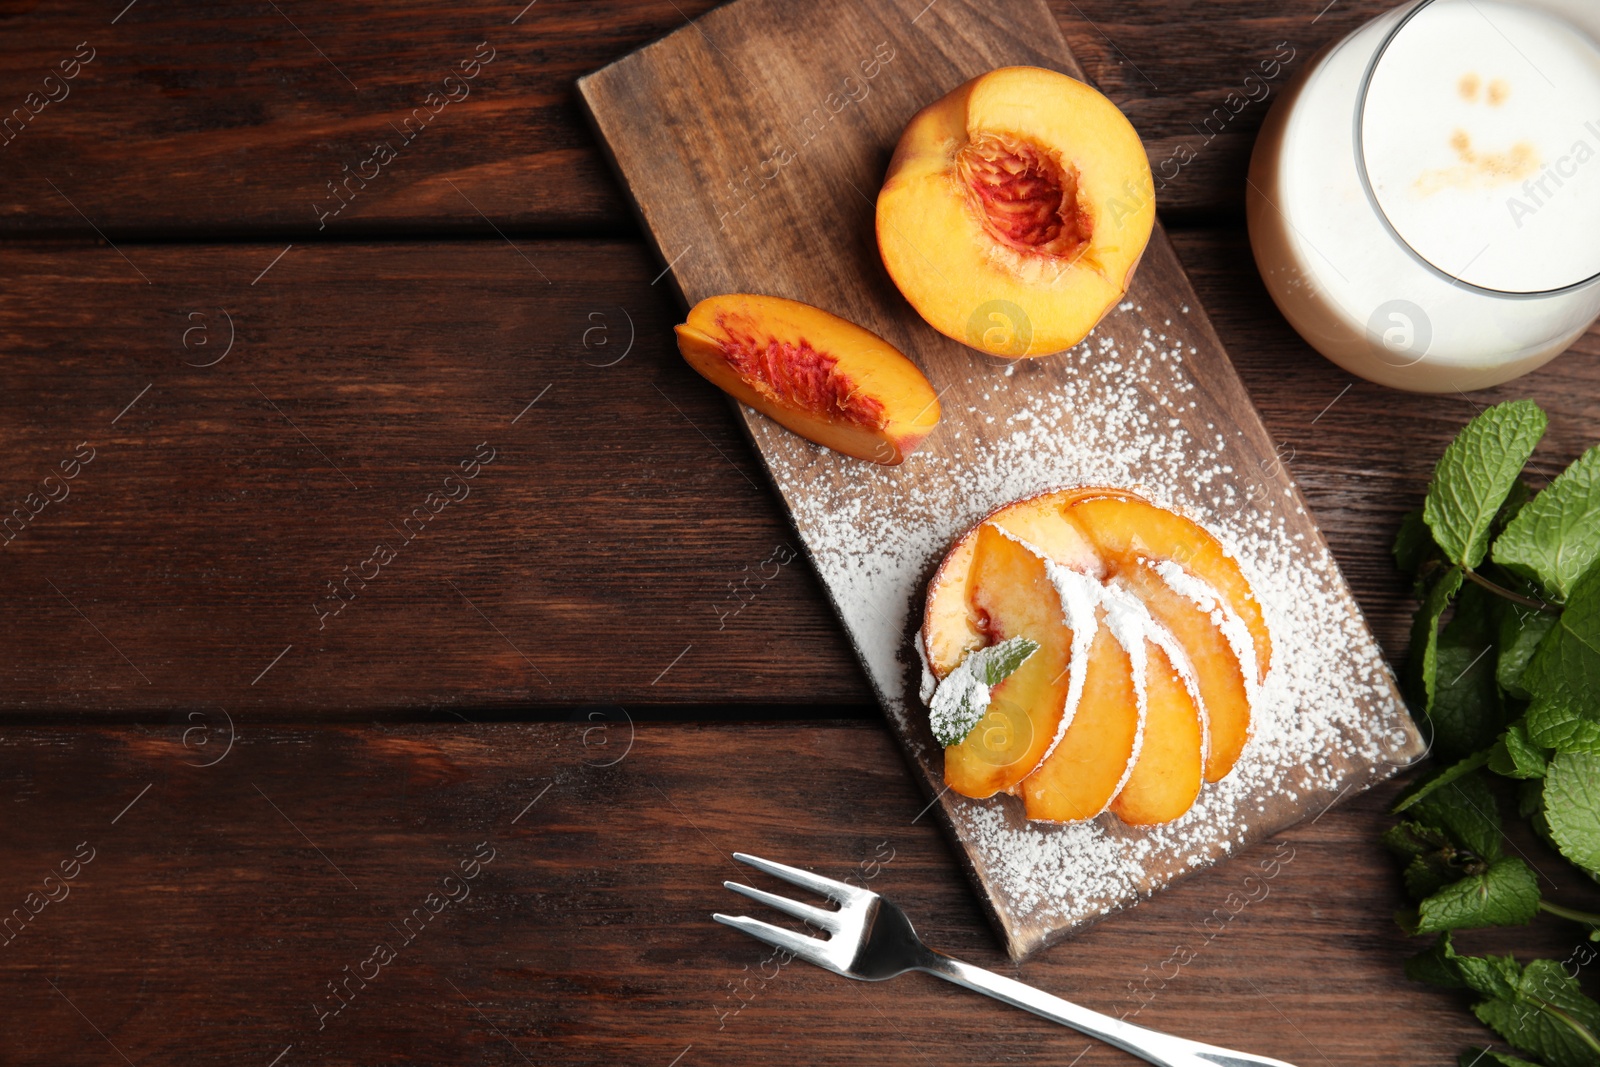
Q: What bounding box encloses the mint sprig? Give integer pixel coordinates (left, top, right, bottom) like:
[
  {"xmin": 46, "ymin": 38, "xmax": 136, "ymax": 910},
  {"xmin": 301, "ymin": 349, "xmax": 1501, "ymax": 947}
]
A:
[
  {"xmin": 1424, "ymin": 399, "xmax": 1546, "ymax": 571},
  {"xmin": 1391, "ymin": 401, "xmax": 1600, "ymax": 1066},
  {"xmin": 927, "ymin": 636, "xmax": 1038, "ymax": 747}
]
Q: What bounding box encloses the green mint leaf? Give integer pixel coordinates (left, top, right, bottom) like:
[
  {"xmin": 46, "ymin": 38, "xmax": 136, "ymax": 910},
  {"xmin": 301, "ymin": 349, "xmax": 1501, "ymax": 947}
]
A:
[
  {"xmin": 1476, "ymin": 958, "xmax": 1600, "ymax": 1067},
  {"xmin": 1496, "ymin": 478, "xmax": 1534, "ymax": 535},
  {"xmin": 970, "ymin": 635, "xmax": 1039, "ymax": 687},
  {"xmin": 1544, "ymin": 750, "xmax": 1600, "ymax": 881},
  {"xmin": 1494, "ymin": 444, "xmax": 1600, "ymax": 600},
  {"xmin": 1394, "ymin": 507, "xmax": 1438, "ymax": 575},
  {"xmin": 1383, "ymin": 820, "xmax": 1454, "ymax": 862},
  {"xmin": 1517, "ymin": 777, "xmax": 1546, "ymax": 821},
  {"xmin": 1527, "ymin": 699, "xmax": 1600, "ymax": 756},
  {"xmin": 1409, "ymin": 566, "xmax": 1464, "ymax": 712},
  {"xmin": 1429, "ymin": 581, "xmax": 1506, "ymax": 760},
  {"xmin": 1394, "ymin": 750, "xmax": 1491, "ymax": 813},
  {"xmin": 1424, "ymin": 400, "xmax": 1547, "ymax": 570},
  {"xmin": 1523, "ymin": 565, "xmax": 1600, "ymax": 751},
  {"xmin": 1404, "ymin": 852, "xmax": 1461, "ymax": 900},
  {"xmin": 1406, "ymin": 856, "xmax": 1539, "ymax": 934},
  {"xmin": 1406, "ymin": 933, "xmax": 1467, "ymax": 989},
  {"xmin": 1488, "ymin": 721, "xmax": 1550, "ymax": 780},
  {"xmin": 1499, "ymin": 603, "xmax": 1560, "ymax": 699},
  {"xmin": 1454, "ymin": 952, "xmax": 1526, "ymax": 1003},
  {"xmin": 927, "ymin": 636, "xmax": 1038, "ymax": 747},
  {"xmin": 1433, "ymin": 637, "xmax": 1505, "ymax": 761},
  {"xmin": 1410, "ymin": 769, "xmax": 1503, "ymax": 862}
]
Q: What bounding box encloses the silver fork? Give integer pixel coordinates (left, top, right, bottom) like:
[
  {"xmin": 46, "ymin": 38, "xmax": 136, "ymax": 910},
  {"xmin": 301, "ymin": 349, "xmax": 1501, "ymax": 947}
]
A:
[{"xmin": 714, "ymin": 852, "xmax": 1298, "ymax": 1067}]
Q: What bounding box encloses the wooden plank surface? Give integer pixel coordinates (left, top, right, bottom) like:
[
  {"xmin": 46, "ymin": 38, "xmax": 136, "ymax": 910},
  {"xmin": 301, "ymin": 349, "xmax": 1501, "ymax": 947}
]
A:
[
  {"xmin": 2, "ymin": 719, "xmax": 1583, "ymax": 1065},
  {"xmin": 0, "ymin": 0, "xmax": 1394, "ymax": 235},
  {"xmin": 579, "ymin": 0, "xmax": 1422, "ymax": 957},
  {"xmin": 0, "ymin": 238, "xmax": 862, "ymax": 713},
  {"xmin": 3, "ymin": 232, "xmax": 1600, "ymax": 717}
]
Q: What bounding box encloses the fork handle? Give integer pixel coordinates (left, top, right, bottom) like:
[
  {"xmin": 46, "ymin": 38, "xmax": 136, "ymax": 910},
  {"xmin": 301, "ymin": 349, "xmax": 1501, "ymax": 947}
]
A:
[{"xmin": 920, "ymin": 953, "xmax": 1298, "ymax": 1067}]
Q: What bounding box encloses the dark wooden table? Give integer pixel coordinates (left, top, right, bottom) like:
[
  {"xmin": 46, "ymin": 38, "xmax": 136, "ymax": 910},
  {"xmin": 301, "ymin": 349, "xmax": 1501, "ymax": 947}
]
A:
[{"xmin": 1, "ymin": 2, "xmax": 1597, "ymax": 1063}]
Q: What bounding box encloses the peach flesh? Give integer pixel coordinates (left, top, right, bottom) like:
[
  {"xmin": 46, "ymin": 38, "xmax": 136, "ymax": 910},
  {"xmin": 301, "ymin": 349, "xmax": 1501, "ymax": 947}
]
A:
[
  {"xmin": 956, "ymin": 134, "xmax": 1092, "ymax": 260},
  {"xmin": 713, "ymin": 317, "xmax": 887, "ymax": 429}
]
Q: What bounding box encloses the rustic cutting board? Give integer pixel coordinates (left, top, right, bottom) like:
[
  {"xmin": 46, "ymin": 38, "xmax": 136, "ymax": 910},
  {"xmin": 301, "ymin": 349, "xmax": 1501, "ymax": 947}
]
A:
[{"xmin": 578, "ymin": 0, "xmax": 1424, "ymax": 958}]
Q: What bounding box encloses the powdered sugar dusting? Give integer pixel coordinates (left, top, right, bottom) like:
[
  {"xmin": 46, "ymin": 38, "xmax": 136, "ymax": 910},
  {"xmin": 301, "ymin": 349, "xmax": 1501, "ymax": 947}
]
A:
[{"xmin": 739, "ymin": 299, "xmax": 1420, "ymax": 956}]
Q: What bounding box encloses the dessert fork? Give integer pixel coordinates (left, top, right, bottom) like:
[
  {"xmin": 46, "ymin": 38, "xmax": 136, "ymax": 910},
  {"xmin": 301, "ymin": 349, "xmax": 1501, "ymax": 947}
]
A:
[{"xmin": 714, "ymin": 852, "xmax": 1298, "ymax": 1067}]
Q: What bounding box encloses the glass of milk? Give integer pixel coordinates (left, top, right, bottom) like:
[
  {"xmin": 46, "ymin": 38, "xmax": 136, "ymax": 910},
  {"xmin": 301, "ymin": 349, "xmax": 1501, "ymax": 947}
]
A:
[{"xmin": 1247, "ymin": 0, "xmax": 1600, "ymax": 392}]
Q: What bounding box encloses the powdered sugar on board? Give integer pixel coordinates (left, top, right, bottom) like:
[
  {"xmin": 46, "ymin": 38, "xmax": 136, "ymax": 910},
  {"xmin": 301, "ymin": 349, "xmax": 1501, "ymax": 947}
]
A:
[{"xmin": 739, "ymin": 299, "xmax": 1421, "ymax": 958}]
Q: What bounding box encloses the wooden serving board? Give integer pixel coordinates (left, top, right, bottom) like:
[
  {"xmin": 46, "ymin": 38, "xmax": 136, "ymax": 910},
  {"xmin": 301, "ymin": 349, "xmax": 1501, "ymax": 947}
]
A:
[{"xmin": 579, "ymin": 0, "xmax": 1424, "ymax": 958}]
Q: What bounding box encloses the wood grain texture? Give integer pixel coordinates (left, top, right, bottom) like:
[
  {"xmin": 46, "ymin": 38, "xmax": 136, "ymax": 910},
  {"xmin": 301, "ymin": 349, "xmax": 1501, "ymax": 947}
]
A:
[
  {"xmin": 0, "ymin": 239, "xmax": 865, "ymax": 713},
  {"xmin": 2, "ymin": 720, "xmax": 1584, "ymax": 1066},
  {"xmin": 579, "ymin": 0, "xmax": 1421, "ymax": 957},
  {"xmin": 0, "ymin": 0, "xmax": 1394, "ymax": 236},
  {"xmin": 3, "ymin": 233, "xmax": 1599, "ymax": 718}
]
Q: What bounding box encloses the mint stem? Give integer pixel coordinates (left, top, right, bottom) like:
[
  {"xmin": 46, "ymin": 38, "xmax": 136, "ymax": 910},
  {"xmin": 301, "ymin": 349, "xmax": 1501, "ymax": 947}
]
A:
[
  {"xmin": 1461, "ymin": 569, "xmax": 1560, "ymax": 614},
  {"xmin": 1539, "ymin": 900, "xmax": 1600, "ymax": 928}
]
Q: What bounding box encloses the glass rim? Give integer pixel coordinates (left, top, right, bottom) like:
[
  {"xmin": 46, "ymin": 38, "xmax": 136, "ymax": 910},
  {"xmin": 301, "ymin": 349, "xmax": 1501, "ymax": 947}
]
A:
[{"xmin": 1353, "ymin": 0, "xmax": 1600, "ymax": 299}]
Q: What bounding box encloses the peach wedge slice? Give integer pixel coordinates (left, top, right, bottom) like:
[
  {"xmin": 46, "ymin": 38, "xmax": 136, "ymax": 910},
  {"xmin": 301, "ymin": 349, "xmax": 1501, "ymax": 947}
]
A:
[
  {"xmin": 1115, "ymin": 563, "xmax": 1251, "ymax": 782},
  {"xmin": 674, "ymin": 294, "xmax": 940, "ymax": 465},
  {"xmin": 1109, "ymin": 642, "xmax": 1206, "ymax": 825},
  {"xmin": 943, "ymin": 524, "xmax": 1075, "ymax": 799},
  {"xmin": 1017, "ymin": 621, "xmax": 1141, "ymax": 821}
]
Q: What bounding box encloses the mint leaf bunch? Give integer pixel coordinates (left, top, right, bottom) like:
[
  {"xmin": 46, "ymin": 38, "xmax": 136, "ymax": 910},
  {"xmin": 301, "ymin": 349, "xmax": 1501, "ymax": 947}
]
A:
[{"xmin": 1392, "ymin": 400, "xmax": 1600, "ymax": 1066}]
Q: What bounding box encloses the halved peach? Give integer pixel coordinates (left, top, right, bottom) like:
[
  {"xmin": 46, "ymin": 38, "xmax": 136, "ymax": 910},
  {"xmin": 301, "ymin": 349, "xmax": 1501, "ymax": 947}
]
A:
[
  {"xmin": 1062, "ymin": 494, "xmax": 1271, "ymax": 681},
  {"xmin": 1109, "ymin": 642, "xmax": 1206, "ymax": 825},
  {"xmin": 1116, "ymin": 563, "xmax": 1250, "ymax": 781},
  {"xmin": 876, "ymin": 66, "xmax": 1156, "ymax": 358},
  {"xmin": 674, "ymin": 294, "xmax": 940, "ymax": 464},
  {"xmin": 943, "ymin": 523, "xmax": 1075, "ymax": 799},
  {"xmin": 1017, "ymin": 622, "xmax": 1141, "ymax": 821}
]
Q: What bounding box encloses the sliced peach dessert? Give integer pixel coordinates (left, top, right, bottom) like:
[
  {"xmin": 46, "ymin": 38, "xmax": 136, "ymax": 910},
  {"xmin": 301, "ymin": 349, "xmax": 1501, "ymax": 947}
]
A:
[
  {"xmin": 674, "ymin": 294, "xmax": 940, "ymax": 465},
  {"xmin": 919, "ymin": 486, "xmax": 1270, "ymax": 825},
  {"xmin": 876, "ymin": 66, "xmax": 1156, "ymax": 358},
  {"xmin": 943, "ymin": 523, "xmax": 1076, "ymax": 799}
]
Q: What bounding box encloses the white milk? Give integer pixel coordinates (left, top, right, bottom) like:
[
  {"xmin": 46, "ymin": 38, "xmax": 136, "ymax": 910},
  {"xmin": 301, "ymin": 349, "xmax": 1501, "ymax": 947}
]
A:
[{"xmin": 1248, "ymin": 0, "xmax": 1600, "ymax": 392}]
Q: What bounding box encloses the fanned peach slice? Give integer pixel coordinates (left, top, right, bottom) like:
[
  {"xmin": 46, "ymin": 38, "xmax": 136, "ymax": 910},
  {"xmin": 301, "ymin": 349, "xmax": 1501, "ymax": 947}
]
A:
[
  {"xmin": 876, "ymin": 67, "xmax": 1156, "ymax": 358},
  {"xmin": 1110, "ymin": 642, "xmax": 1206, "ymax": 825},
  {"xmin": 1062, "ymin": 494, "xmax": 1270, "ymax": 681},
  {"xmin": 674, "ymin": 294, "xmax": 940, "ymax": 465},
  {"xmin": 1018, "ymin": 622, "xmax": 1141, "ymax": 821},
  {"xmin": 1116, "ymin": 563, "xmax": 1250, "ymax": 782},
  {"xmin": 921, "ymin": 490, "xmax": 1105, "ymax": 680},
  {"xmin": 943, "ymin": 524, "xmax": 1074, "ymax": 799}
]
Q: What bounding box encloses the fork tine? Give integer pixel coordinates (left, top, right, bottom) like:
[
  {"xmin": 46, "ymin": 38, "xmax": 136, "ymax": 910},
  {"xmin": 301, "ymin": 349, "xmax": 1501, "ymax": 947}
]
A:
[
  {"xmin": 713, "ymin": 913, "xmax": 833, "ymax": 968},
  {"xmin": 723, "ymin": 880, "xmax": 840, "ymax": 931},
  {"xmin": 732, "ymin": 852, "xmax": 870, "ymax": 905}
]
